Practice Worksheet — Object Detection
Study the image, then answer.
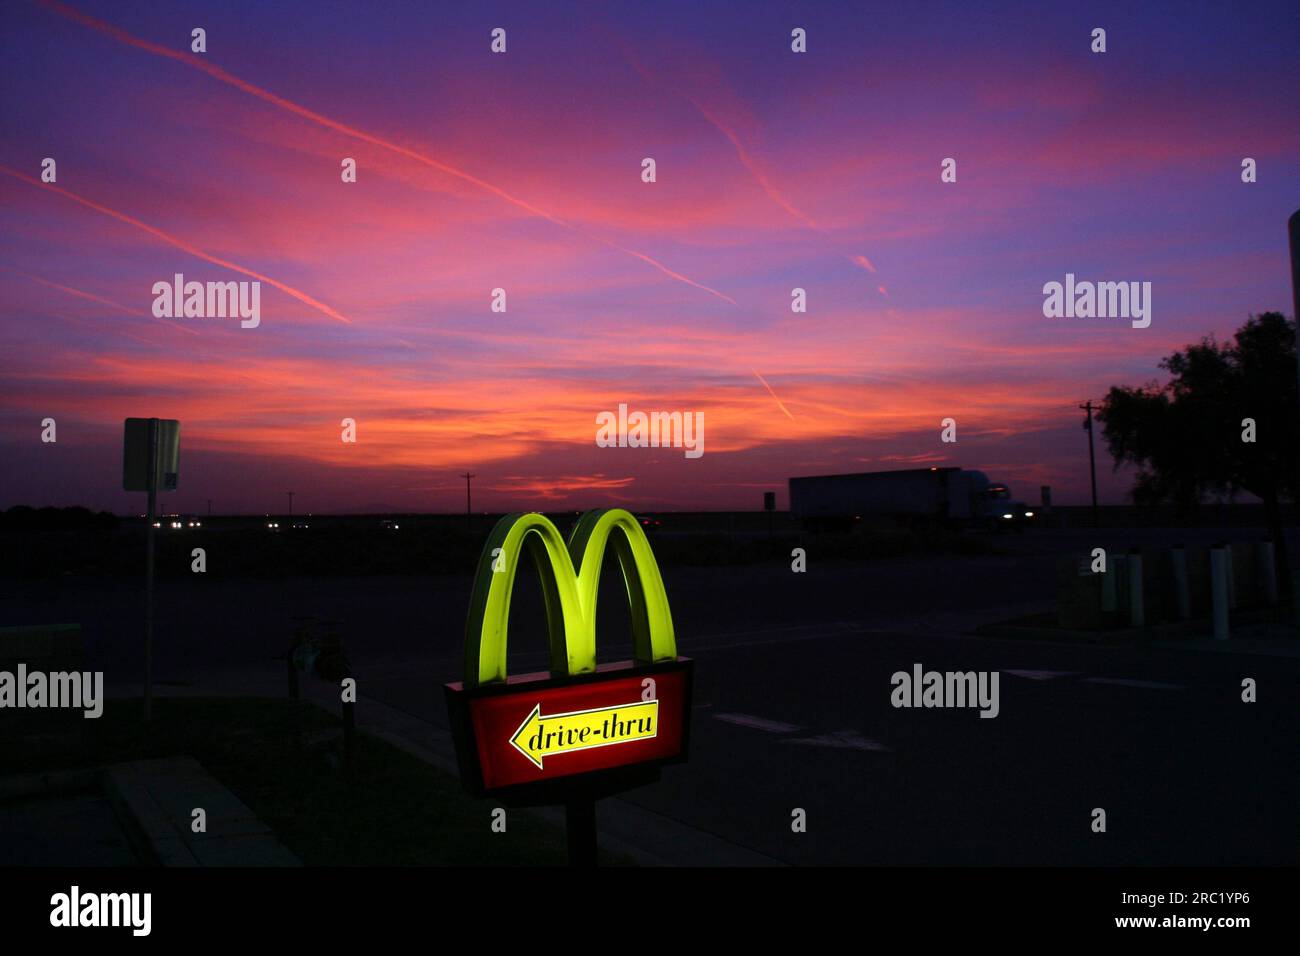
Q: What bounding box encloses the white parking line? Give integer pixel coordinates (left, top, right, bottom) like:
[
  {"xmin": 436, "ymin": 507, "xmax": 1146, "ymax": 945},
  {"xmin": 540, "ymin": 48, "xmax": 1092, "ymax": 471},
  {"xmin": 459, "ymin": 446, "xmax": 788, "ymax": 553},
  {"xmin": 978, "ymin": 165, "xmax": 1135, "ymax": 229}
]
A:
[
  {"xmin": 714, "ymin": 712, "xmax": 803, "ymax": 733},
  {"xmin": 1083, "ymin": 678, "xmax": 1185, "ymax": 690},
  {"xmin": 782, "ymin": 731, "xmax": 891, "ymax": 752},
  {"xmin": 1005, "ymin": 670, "xmax": 1080, "ymax": 681}
]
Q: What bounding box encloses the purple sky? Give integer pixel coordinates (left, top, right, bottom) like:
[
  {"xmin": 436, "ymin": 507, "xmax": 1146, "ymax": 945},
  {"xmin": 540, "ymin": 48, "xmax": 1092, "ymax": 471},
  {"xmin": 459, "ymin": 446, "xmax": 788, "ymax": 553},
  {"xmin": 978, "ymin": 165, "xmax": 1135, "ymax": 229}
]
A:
[{"xmin": 2, "ymin": 0, "xmax": 1298, "ymax": 514}]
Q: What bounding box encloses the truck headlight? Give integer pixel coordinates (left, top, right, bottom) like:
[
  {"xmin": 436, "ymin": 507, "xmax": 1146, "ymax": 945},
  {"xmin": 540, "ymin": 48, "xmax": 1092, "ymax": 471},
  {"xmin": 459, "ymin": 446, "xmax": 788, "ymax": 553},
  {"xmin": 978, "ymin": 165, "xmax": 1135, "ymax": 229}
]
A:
[{"xmin": 1002, "ymin": 513, "xmax": 1014, "ymax": 519}]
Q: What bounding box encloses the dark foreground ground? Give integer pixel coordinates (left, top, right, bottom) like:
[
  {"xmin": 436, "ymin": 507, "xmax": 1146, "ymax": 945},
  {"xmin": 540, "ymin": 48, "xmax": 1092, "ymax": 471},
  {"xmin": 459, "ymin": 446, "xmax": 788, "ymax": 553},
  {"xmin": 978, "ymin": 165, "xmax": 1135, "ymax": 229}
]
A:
[{"xmin": 3, "ymin": 525, "xmax": 1298, "ymax": 865}]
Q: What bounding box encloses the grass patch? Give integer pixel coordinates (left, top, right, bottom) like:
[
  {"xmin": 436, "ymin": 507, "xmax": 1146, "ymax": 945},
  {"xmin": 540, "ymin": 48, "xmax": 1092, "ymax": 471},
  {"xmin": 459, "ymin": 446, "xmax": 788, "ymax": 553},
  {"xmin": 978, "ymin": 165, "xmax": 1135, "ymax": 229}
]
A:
[{"xmin": 2, "ymin": 697, "xmax": 612, "ymax": 865}]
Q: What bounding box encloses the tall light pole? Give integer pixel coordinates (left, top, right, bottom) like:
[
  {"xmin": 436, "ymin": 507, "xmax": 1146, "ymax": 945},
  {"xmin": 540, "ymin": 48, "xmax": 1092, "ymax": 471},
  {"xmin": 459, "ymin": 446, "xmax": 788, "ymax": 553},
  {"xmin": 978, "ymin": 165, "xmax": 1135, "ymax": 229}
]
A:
[
  {"xmin": 286, "ymin": 491, "xmax": 294, "ymax": 518},
  {"xmin": 461, "ymin": 473, "xmax": 475, "ymax": 531}
]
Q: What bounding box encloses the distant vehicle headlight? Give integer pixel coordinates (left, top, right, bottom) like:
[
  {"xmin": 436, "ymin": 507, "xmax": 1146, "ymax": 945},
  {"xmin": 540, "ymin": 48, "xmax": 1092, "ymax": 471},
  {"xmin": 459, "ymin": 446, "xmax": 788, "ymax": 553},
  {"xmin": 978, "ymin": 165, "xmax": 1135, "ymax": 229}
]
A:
[
  {"xmin": 1002, "ymin": 513, "xmax": 1014, "ymax": 519},
  {"xmin": 1024, "ymin": 511, "xmax": 1035, "ymax": 518}
]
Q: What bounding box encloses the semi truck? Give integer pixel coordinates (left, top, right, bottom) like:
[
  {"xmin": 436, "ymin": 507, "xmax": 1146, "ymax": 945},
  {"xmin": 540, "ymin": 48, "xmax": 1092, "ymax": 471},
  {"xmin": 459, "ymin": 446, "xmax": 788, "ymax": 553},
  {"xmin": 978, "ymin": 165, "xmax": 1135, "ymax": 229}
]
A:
[{"xmin": 788, "ymin": 467, "xmax": 1035, "ymax": 531}]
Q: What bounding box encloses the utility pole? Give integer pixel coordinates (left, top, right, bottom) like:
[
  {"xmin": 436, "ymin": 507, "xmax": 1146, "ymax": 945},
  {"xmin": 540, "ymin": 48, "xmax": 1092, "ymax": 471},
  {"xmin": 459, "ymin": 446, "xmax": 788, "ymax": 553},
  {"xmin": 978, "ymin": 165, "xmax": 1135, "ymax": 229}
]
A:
[
  {"xmin": 206, "ymin": 498, "xmax": 212, "ymax": 516},
  {"xmin": 461, "ymin": 473, "xmax": 475, "ymax": 531},
  {"xmin": 1080, "ymin": 401, "xmax": 1100, "ymax": 529},
  {"xmin": 286, "ymin": 491, "xmax": 294, "ymax": 518}
]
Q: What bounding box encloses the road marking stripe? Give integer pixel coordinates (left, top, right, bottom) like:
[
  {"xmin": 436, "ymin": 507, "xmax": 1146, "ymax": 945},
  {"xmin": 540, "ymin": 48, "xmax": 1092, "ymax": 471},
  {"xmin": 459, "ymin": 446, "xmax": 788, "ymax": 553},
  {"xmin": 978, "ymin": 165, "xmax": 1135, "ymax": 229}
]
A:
[
  {"xmin": 714, "ymin": 713, "xmax": 803, "ymax": 733},
  {"xmin": 1005, "ymin": 670, "xmax": 1080, "ymax": 681},
  {"xmin": 1083, "ymin": 678, "xmax": 1185, "ymax": 690},
  {"xmin": 782, "ymin": 731, "xmax": 891, "ymax": 752}
]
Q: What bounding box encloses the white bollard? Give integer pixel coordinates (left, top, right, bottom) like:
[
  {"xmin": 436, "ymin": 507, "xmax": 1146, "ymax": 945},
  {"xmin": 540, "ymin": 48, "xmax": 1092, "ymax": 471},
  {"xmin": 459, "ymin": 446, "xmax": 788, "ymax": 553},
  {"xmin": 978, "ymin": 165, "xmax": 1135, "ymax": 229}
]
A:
[
  {"xmin": 1210, "ymin": 546, "xmax": 1230, "ymax": 640},
  {"xmin": 1101, "ymin": 553, "xmax": 1118, "ymax": 613},
  {"xmin": 1258, "ymin": 540, "xmax": 1278, "ymax": 605},
  {"xmin": 1127, "ymin": 549, "xmax": 1144, "ymax": 627},
  {"xmin": 1170, "ymin": 546, "xmax": 1190, "ymax": 619}
]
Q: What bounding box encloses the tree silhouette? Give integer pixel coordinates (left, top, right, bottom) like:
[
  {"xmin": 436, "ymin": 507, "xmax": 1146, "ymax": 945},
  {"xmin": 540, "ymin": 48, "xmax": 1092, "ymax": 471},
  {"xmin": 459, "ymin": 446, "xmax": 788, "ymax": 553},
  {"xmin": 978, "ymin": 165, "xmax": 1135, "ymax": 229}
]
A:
[{"xmin": 1096, "ymin": 312, "xmax": 1298, "ymax": 592}]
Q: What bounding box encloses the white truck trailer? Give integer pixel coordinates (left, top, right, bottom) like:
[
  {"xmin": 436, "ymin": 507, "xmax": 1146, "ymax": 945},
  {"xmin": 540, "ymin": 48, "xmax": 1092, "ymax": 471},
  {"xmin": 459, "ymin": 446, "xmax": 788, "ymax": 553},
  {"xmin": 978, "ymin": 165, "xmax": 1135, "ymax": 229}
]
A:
[{"xmin": 788, "ymin": 467, "xmax": 1035, "ymax": 531}]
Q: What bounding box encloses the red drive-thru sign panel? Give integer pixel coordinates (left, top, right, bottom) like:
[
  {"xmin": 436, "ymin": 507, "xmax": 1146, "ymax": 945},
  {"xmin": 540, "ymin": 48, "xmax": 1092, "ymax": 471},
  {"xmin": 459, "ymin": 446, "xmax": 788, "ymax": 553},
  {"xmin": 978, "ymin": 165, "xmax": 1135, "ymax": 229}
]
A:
[
  {"xmin": 448, "ymin": 660, "xmax": 691, "ymax": 793},
  {"xmin": 445, "ymin": 509, "xmax": 691, "ymax": 802}
]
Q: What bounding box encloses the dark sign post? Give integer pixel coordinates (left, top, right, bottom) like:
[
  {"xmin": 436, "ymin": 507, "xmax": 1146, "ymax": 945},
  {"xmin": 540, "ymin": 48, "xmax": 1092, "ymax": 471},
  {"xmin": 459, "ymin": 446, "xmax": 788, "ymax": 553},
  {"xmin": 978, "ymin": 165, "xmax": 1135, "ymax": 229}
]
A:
[
  {"xmin": 123, "ymin": 418, "xmax": 179, "ymax": 722},
  {"xmin": 445, "ymin": 508, "xmax": 692, "ymax": 866},
  {"xmin": 287, "ymin": 620, "xmax": 355, "ymax": 776}
]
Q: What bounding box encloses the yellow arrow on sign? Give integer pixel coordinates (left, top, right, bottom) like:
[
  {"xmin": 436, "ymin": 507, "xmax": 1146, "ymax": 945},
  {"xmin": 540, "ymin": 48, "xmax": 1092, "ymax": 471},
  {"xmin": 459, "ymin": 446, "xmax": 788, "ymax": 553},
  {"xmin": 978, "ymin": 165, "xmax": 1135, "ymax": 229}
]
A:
[{"xmin": 509, "ymin": 699, "xmax": 659, "ymax": 769}]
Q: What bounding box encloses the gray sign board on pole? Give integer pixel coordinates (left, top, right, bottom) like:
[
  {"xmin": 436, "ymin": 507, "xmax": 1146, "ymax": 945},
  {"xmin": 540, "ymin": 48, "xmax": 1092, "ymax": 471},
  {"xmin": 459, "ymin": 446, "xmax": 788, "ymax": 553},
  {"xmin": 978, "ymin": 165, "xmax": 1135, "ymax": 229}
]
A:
[{"xmin": 123, "ymin": 418, "xmax": 180, "ymax": 491}]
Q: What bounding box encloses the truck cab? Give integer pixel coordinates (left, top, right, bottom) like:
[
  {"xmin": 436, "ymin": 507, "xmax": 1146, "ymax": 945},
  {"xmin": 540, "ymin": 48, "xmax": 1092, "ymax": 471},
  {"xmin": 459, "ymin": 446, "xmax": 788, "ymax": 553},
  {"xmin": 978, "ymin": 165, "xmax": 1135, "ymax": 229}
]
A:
[{"xmin": 980, "ymin": 484, "xmax": 1035, "ymax": 529}]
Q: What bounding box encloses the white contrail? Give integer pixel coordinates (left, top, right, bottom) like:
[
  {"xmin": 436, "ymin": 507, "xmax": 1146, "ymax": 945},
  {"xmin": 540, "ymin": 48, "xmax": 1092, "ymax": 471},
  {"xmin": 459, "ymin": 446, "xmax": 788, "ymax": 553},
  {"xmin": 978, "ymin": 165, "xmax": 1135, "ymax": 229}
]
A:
[
  {"xmin": 2, "ymin": 165, "xmax": 352, "ymax": 324},
  {"xmin": 40, "ymin": 0, "xmax": 737, "ymax": 306}
]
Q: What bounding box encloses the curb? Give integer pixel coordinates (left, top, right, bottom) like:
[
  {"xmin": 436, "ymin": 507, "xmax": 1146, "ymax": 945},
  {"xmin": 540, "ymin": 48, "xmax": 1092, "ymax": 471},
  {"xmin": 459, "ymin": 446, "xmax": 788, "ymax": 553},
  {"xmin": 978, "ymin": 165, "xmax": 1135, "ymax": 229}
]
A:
[
  {"xmin": 101, "ymin": 756, "xmax": 300, "ymax": 867},
  {"xmin": 0, "ymin": 768, "xmax": 97, "ymax": 802}
]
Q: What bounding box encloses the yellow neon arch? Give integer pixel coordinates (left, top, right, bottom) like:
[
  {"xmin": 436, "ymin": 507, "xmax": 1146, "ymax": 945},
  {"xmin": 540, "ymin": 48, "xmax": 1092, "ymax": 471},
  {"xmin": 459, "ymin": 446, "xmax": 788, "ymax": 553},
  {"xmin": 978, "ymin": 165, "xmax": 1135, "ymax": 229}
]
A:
[{"xmin": 463, "ymin": 508, "xmax": 676, "ymax": 687}]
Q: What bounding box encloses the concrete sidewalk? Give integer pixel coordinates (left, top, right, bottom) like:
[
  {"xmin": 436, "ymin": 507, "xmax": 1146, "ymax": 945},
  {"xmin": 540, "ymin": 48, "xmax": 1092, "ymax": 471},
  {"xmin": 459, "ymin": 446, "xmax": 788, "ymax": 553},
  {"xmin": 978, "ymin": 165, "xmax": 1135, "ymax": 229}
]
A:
[
  {"xmin": 110, "ymin": 662, "xmax": 782, "ymax": 866},
  {"xmin": 104, "ymin": 757, "xmax": 299, "ymax": 866}
]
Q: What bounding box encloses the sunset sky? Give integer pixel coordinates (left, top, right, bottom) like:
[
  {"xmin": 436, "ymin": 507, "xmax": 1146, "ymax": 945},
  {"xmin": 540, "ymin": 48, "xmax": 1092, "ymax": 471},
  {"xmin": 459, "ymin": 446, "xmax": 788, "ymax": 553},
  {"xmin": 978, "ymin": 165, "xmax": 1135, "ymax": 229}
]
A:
[{"xmin": 3, "ymin": 0, "xmax": 1298, "ymax": 514}]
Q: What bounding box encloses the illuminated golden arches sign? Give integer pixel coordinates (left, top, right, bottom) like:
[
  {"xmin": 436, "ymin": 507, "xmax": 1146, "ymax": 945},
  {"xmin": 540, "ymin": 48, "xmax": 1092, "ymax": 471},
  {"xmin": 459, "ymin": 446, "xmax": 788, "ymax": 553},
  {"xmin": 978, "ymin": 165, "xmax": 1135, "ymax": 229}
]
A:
[{"xmin": 463, "ymin": 508, "xmax": 676, "ymax": 687}]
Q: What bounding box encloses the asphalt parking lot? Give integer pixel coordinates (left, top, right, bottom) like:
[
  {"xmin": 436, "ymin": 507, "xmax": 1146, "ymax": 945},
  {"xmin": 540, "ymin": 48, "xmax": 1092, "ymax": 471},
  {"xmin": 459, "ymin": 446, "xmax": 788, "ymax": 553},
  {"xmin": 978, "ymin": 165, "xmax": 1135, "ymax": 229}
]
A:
[{"xmin": 8, "ymin": 526, "xmax": 1293, "ymax": 864}]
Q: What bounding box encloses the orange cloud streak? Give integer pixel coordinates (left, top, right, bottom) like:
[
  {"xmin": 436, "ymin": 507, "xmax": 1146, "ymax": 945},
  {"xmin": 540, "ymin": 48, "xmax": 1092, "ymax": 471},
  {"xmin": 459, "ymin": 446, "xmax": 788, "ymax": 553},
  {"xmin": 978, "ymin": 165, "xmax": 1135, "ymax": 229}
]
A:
[{"xmin": 5, "ymin": 334, "xmax": 1073, "ymax": 476}]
